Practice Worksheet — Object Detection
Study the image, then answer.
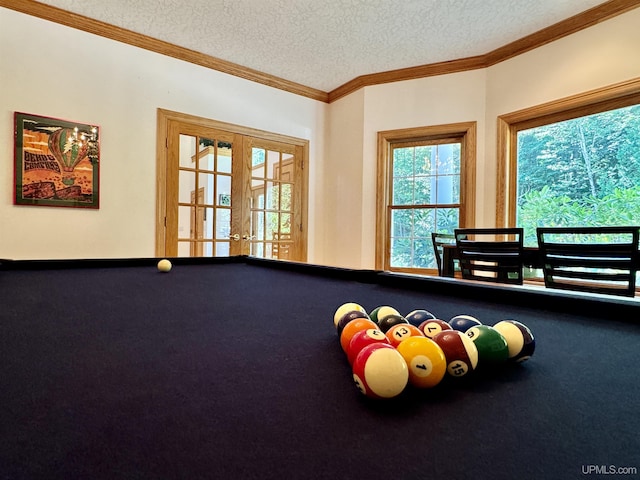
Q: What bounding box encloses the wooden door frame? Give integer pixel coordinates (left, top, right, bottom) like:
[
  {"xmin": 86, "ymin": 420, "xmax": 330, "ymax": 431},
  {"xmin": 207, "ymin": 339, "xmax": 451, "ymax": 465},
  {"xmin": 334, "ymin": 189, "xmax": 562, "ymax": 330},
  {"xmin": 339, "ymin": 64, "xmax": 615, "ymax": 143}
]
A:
[{"xmin": 156, "ymin": 108, "xmax": 309, "ymax": 260}]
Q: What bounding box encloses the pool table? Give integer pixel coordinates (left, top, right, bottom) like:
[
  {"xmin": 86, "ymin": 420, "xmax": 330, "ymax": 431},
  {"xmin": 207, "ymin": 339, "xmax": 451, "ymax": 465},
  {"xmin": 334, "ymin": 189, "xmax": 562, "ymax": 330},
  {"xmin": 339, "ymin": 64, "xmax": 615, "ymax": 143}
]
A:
[{"xmin": 1, "ymin": 256, "xmax": 639, "ymax": 479}]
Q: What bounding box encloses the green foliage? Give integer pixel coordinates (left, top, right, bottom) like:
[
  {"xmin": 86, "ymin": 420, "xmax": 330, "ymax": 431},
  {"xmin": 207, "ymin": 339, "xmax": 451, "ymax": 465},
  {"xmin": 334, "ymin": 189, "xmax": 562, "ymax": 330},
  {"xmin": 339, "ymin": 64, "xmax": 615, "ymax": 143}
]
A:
[{"xmin": 517, "ymin": 104, "xmax": 640, "ymax": 245}]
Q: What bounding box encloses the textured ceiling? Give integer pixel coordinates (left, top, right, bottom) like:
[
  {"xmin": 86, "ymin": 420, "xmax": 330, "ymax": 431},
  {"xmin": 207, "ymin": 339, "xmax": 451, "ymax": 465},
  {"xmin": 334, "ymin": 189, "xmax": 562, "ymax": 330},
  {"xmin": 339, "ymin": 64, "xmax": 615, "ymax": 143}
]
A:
[{"xmin": 36, "ymin": 0, "xmax": 607, "ymax": 92}]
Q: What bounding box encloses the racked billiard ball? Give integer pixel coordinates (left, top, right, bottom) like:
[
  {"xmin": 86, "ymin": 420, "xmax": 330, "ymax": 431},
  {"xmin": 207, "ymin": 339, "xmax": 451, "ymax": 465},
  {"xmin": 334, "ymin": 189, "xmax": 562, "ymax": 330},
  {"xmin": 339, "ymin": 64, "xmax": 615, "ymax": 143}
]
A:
[
  {"xmin": 432, "ymin": 330, "xmax": 479, "ymax": 378},
  {"xmin": 340, "ymin": 318, "xmax": 378, "ymax": 352},
  {"xmin": 369, "ymin": 306, "xmax": 400, "ymax": 325},
  {"xmin": 385, "ymin": 323, "xmax": 424, "ymax": 348},
  {"xmin": 352, "ymin": 343, "xmax": 408, "ymax": 399},
  {"xmin": 404, "ymin": 309, "xmax": 436, "ymax": 327},
  {"xmin": 449, "ymin": 314, "xmax": 482, "ymax": 332},
  {"xmin": 334, "ymin": 302, "xmax": 367, "ymax": 328},
  {"xmin": 465, "ymin": 325, "xmax": 509, "ymax": 366},
  {"xmin": 396, "ymin": 336, "xmax": 447, "ymax": 388},
  {"xmin": 336, "ymin": 310, "xmax": 371, "ymax": 336},
  {"xmin": 378, "ymin": 314, "xmax": 409, "ymax": 333},
  {"xmin": 493, "ymin": 320, "xmax": 535, "ymax": 362},
  {"xmin": 418, "ymin": 319, "xmax": 452, "ymax": 339},
  {"xmin": 347, "ymin": 328, "xmax": 390, "ymax": 365}
]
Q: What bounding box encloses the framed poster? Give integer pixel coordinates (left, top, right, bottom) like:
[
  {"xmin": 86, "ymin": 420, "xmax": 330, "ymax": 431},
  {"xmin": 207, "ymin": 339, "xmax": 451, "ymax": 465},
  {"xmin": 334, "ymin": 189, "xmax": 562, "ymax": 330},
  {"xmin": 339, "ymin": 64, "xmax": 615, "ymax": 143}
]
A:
[{"xmin": 14, "ymin": 112, "xmax": 100, "ymax": 208}]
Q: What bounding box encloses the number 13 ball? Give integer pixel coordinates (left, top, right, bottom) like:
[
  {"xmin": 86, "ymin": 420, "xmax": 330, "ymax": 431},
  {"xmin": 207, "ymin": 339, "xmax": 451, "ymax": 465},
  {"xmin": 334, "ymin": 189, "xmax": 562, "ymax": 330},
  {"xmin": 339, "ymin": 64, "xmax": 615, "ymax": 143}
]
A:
[
  {"xmin": 493, "ymin": 320, "xmax": 535, "ymax": 362},
  {"xmin": 352, "ymin": 343, "xmax": 408, "ymax": 399}
]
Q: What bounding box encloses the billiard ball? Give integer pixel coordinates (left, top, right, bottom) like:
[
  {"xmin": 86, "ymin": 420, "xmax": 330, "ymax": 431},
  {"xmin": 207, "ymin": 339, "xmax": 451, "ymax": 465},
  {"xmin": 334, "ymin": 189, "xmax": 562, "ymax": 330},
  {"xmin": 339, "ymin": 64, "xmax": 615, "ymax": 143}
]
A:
[
  {"xmin": 334, "ymin": 302, "xmax": 366, "ymax": 328},
  {"xmin": 418, "ymin": 319, "xmax": 452, "ymax": 339},
  {"xmin": 347, "ymin": 328, "xmax": 390, "ymax": 365},
  {"xmin": 465, "ymin": 325, "xmax": 509, "ymax": 366},
  {"xmin": 432, "ymin": 330, "xmax": 479, "ymax": 378},
  {"xmin": 449, "ymin": 314, "xmax": 482, "ymax": 332},
  {"xmin": 340, "ymin": 318, "xmax": 379, "ymax": 352},
  {"xmin": 336, "ymin": 310, "xmax": 371, "ymax": 336},
  {"xmin": 157, "ymin": 259, "xmax": 172, "ymax": 272},
  {"xmin": 405, "ymin": 309, "xmax": 436, "ymax": 327},
  {"xmin": 369, "ymin": 306, "xmax": 400, "ymax": 325},
  {"xmin": 385, "ymin": 323, "xmax": 424, "ymax": 348},
  {"xmin": 493, "ymin": 320, "xmax": 536, "ymax": 362},
  {"xmin": 396, "ymin": 336, "xmax": 447, "ymax": 388},
  {"xmin": 377, "ymin": 314, "xmax": 409, "ymax": 333},
  {"xmin": 352, "ymin": 343, "xmax": 408, "ymax": 399}
]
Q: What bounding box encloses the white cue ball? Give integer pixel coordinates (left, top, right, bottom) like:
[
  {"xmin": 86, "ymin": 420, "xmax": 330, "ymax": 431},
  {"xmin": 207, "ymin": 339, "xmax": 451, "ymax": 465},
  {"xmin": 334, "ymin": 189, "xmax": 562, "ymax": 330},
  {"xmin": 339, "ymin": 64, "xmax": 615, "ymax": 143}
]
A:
[{"xmin": 157, "ymin": 259, "xmax": 172, "ymax": 272}]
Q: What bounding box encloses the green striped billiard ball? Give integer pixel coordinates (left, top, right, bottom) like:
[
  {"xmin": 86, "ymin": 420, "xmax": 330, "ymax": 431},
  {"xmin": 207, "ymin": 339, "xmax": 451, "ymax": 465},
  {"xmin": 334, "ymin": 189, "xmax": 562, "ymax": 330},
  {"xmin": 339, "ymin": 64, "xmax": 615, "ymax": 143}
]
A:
[{"xmin": 465, "ymin": 325, "xmax": 509, "ymax": 366}]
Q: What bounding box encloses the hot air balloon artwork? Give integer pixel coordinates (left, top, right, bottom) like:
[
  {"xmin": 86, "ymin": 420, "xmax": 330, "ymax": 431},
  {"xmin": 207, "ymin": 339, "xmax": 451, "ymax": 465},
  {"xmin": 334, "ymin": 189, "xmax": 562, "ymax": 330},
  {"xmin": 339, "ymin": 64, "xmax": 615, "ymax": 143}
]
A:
[{"xmin": 14, "ymin": 112, "xmax": 100, "ymax": 209}]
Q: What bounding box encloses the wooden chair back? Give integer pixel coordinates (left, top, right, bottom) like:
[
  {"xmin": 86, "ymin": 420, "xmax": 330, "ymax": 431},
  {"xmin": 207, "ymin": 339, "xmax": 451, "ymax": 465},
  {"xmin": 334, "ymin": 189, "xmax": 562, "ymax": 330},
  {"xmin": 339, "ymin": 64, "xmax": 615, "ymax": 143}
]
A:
[
  {"xmin": 431, "ymin": 232, "xmax": 456, "ymax": 276},
  {"xmin": 536, "ymin": 226, "xmax": 639, "ymax": 297},
  {"xmin": 454, "ymin": 228, "xmax": 524, "ymax": 284}
]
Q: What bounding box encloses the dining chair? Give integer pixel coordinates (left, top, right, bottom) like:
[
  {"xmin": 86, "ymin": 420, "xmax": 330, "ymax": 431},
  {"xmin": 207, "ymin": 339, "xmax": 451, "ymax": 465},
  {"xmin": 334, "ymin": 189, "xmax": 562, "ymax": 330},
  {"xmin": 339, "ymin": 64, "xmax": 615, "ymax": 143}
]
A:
[
  {"xmin": 454, "ymin": 228, "xmax": 525, "ymax": 284},
  {"xmin": 536, "ymin": 226, "xmax": 639, "ymax": 297},
  {"xmin": 431, "ymin": 232, "xmax": 456, "ymax": 276}
]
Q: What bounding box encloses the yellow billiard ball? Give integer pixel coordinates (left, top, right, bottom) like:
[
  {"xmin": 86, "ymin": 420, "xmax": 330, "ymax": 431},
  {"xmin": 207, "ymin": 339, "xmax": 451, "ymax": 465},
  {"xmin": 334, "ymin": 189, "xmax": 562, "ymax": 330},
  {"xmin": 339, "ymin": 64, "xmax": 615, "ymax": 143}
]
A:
[{"xmin": 157, "ymin": 259, "xmax": 172, "ymax": 272}]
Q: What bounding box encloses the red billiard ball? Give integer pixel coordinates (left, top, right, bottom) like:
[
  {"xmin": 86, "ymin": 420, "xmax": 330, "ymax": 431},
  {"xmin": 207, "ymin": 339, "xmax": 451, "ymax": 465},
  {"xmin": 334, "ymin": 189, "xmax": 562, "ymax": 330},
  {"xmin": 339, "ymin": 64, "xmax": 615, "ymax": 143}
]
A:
[
  {"xmin": 404, "ymin": 309, "xmax": 436, "ymax": 327},
  {"xmin": 432, "ymin": 330, "xmax": 479, "ymax": 378},
  {"xmin": 493, "ymin": 320, "xmax": 535, "ymax": 362},
  {"xmin": 340, "ymin": 318, "xmax": 378, "ymax": 353},
  {"xmin": 449, "ymin": 314, "xmax": 482, "ymax": 332},
  {"xmin": 465, "ymin": 325, "xmax": 509, "ymax": 366},
  {"xmin": 396, "ymin": 336, "xmax": 447, "ymax": 388},
  {"xmin": 347, "ymin": 328, "xmax": 390, "ymax": 365},
  {"xmin": 418, "ymin": 319, "xmax": 453, "ymax": 339},
  {"xmin": 385, "ymin": 323, "xmax": 424, "ymax": 348},
  {"xmin": 352, "ymin": 343, "xmax": 408, "ymax": 399}
]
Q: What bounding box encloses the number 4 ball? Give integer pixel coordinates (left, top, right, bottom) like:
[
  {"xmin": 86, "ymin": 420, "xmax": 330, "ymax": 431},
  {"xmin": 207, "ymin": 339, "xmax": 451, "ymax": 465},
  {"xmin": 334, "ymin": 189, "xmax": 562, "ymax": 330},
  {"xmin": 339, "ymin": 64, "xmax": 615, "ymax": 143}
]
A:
[{"xmin": 493, "ymin": 320, "xmax": 536, "ymax": 362}]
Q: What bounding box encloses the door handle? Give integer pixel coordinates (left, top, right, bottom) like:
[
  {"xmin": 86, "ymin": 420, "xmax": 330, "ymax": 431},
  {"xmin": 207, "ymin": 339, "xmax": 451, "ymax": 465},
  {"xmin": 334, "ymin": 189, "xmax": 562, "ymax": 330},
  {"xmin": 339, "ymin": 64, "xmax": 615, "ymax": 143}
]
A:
[
  {"xmin": 229, "ymin": 233, "xmax": 240, "ymax": 241},
  {"xmin": 243, "ymin": 234, "xmax": 256, "ymax": 240}
]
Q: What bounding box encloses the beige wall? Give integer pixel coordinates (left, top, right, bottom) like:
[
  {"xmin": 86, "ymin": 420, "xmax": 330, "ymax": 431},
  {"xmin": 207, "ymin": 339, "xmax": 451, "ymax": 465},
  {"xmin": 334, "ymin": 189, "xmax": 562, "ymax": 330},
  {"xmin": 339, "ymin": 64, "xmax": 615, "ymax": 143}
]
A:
[
  {"xmin": 1, "ymin": 6, "xmax": 639, "ymax": 266},
  {"xmin": 325, "ymin": 7, "xmax": 640, "ymax": 269},
  {"xmin": 0, "ymin": 8, "xmax": 327, "ymax": 260}
]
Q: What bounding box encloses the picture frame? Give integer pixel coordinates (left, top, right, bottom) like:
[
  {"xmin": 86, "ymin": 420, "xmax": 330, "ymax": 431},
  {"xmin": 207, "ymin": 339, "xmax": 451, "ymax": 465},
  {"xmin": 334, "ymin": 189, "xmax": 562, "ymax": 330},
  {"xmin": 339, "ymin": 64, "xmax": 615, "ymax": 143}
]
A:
[{"xmin": 14, "ymin": 112, "xmax": 100, "ymax": 208}]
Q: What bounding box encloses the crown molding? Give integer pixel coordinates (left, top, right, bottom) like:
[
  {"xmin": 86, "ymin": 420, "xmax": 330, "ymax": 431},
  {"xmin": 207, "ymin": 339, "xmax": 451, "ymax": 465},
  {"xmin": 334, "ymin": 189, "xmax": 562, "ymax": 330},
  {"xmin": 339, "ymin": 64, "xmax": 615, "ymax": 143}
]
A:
[{"xmin": 2, "ymin": 0, "xmax": 638, "ymax": 104}]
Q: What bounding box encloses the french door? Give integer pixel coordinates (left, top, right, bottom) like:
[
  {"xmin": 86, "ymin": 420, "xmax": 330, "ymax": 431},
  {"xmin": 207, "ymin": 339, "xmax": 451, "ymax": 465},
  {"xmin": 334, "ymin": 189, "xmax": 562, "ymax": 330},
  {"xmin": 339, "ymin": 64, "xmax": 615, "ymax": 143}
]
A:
[{"xmin": 156, "ymin": 109, "xmax": 308, "ymax": 261}]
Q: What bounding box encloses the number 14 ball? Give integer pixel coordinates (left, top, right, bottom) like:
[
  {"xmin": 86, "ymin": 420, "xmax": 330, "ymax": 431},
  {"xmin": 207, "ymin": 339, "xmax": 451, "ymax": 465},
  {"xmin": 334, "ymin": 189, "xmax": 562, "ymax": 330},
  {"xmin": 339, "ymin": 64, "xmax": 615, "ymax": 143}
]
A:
[{"xmin": 493, "ymin": 320, "xmax": 535, "ymax": 362}]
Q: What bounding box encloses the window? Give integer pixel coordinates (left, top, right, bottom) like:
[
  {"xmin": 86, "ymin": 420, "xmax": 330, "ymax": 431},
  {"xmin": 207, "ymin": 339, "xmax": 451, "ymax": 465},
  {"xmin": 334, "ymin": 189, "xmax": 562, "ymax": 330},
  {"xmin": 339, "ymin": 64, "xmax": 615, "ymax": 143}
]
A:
[
  {"xmin": 376, "ymin": 123, "xmax": 476, "ymax": 273},
  {"xmin": 496, "ymin": 78, "xmax": 640, "ymax": 242}
]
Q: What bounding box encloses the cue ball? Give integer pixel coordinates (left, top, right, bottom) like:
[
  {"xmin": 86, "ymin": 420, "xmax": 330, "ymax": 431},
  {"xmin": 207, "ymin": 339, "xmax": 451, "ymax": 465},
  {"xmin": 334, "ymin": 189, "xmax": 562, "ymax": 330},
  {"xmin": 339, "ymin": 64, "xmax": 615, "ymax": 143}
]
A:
[
  {"xmin": 405, "ymin": 309, "xmax": 437, "ymax": 327},
  {"xmin": 465, "ymin": 325, "xmax": 509, "ymax": 366},
  {"xmin": 352, "ymin": 343, "xmax": 408, "ymax": 399},
  {"xmin": 396, "ymin": 336, "xmax": 447, "ymax": 388},
  {"xmin": 385, "ymin": 323, "xmax": 424, "ymax": 348},
  {"xmin": 334, "ymin": 302, "xmax": 366, "ymax": 328},
  {"xmin": 432, "ymin": 330, "xmax": 479, "ymax": 378},
  {"xmin": 347, "ymin": 328, "xmax": 390, "ymax": 365},
  {"xmin": 157, "ymin": 259, "xmax": 172, "ymax": 272},
  {"xmin": 493, "ymin": 320, "xmax": 536, "ymax": 362},
  {"xmin": 449, "ymin": 314, "xmax": 482, "ymax": 332},
  {"xmin": 418, "ymin": 319, "xmax": 453, "ymax": 339}
]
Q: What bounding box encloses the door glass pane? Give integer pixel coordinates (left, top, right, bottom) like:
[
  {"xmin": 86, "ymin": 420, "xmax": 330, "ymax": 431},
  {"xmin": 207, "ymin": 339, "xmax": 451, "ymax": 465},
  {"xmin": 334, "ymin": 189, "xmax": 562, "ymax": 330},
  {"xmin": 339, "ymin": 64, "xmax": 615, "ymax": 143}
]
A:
[
  {"xmin": 216, "ymin": 208, "xmax": 230, "ymax": 240},
  {"xmin": 265, "ymin": 212, "xmax": 278, "ymax": 240},
  {"xmin": 216, "ymin": 242, "xmax": 230, "ymax": 256},
  {"xmin": 281, "ymin": 183, "xmax": 292, "ymax": 211},
  {"xmin": 178, "ymin": 205, "xmax": 192, "ymax": 239},
  {"xmin": 266, "ymin": 181, "xmax": 279, "ymax": 210},
  {"xmin": 266, "ymin": 150, "xmax": 280, "ymax": 180},
  {"xmin": 216, "ymin": 175, "xmax": 231, "ymax": 206},
  {"xmin": 179, "ymin": 135, "xmax": 196, "ymax": 168},
  {"xmin": 202, "ymin": 207, "xmax": 214, "ymax": 240},
  {"xmin": 198, "ymin": 138, "xmax": 215, "ymax": 171},
  {"xmin": 198, "ymin": 173, "xmax": 214, "ymax": 205},
  {"xmin": 218, "ymin": 145, "xmax": 232, "ymax": 173},
  {"xmin": 179, "ymin": 170, "xmax": 195, "ymax": 203},
  {"xmin": 177, "ymin": 241, "xmax": 192, "ymax": 257}
]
